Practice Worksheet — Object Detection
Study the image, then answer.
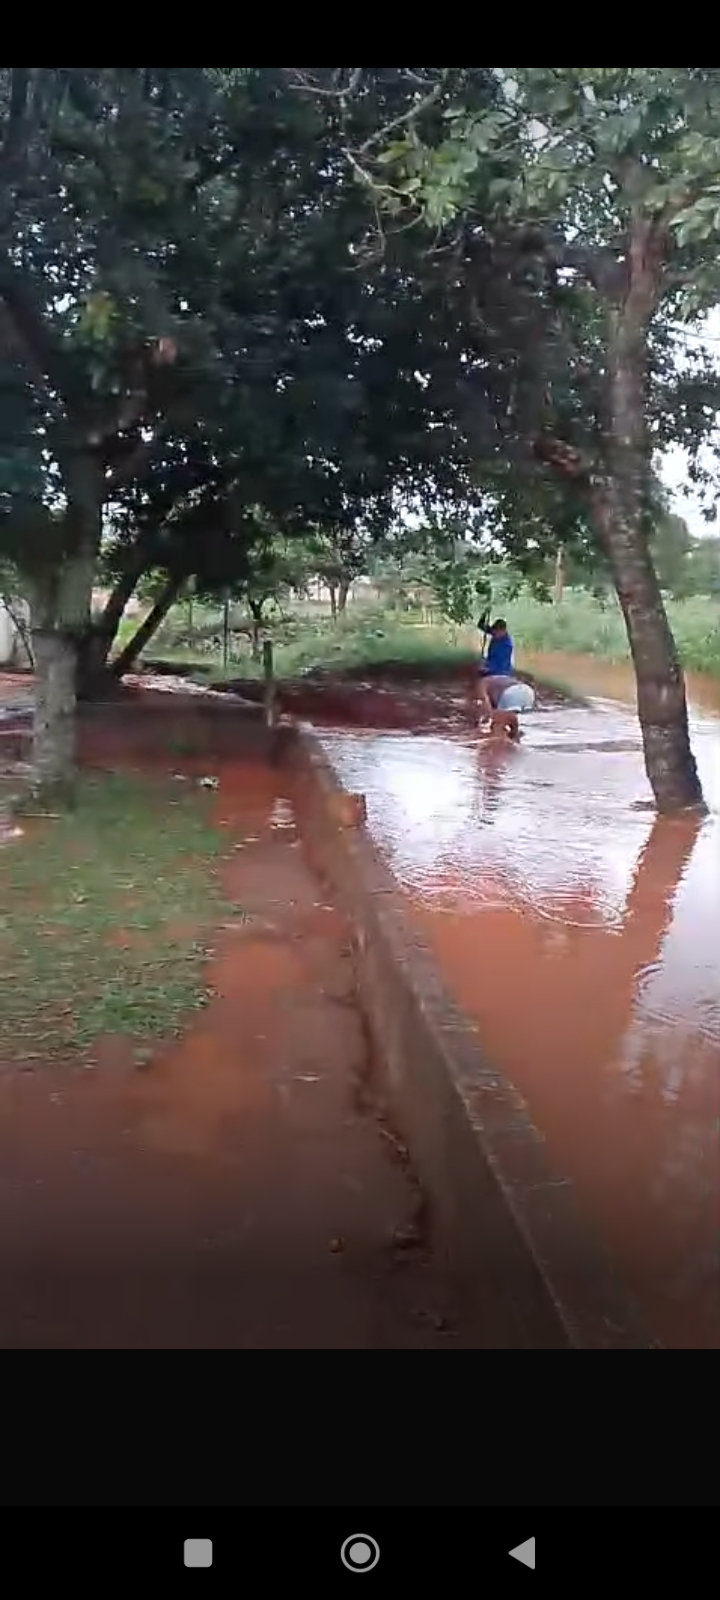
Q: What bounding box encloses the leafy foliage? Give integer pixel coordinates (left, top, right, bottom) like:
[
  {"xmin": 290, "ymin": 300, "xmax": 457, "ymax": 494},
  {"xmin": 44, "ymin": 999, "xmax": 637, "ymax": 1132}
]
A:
[
  {"xmin": 2, "ymin": 67, "xmax": 505, "ymax": 704},
  {"xmin": 3, "ymin": 67, "xmax": 719, "ymax": 808},
  {"xmin": 346, "ymin": 65, "xmax": 720, "ymax": 805}
]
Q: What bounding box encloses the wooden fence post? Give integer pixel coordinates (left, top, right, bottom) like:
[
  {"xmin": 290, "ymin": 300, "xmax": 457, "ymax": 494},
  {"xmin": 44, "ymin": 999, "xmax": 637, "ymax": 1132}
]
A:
[{"xmin": 263, "ymin": 639, "xmax": 277, "ymax": 729}]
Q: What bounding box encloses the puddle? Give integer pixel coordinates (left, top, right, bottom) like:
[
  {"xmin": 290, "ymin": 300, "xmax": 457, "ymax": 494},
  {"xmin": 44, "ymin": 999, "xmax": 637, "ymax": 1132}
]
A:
[
  {"xmin": 320, "ymin": 678, "xmax": 720, "ymax": 1350},
  {"xmin": 270, "ymin": 800, "xmax": 296, "ymax": 831}
]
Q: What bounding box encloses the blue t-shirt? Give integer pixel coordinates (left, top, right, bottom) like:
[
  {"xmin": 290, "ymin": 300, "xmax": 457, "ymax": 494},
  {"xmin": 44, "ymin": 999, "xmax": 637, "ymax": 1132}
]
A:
[{"xmin": 483, "ymin": 631, "xmax": 514, "ymax": 676}]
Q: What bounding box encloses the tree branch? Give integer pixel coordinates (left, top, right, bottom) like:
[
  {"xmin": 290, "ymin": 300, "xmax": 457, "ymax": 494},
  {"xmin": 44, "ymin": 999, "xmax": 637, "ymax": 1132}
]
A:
[
  {"xmin": 356, "ymin": 70, "xmax": 451, "ymax": 156},
  {"xmin": 283, "ymin": 68, "xmax": 364, "ymax": 99},
  {"xmin": 285, "ymin": 66, "xmax": 451, "ymax": 172},
  {"xmin": 111, "ymin": 574, "xmax": 184, "ymax": 677},
  {"xmin": 0, "ymin": 249, "xmax": 85, "ymax": 415},
  {"xmin": 105, "ymin": 435, "xmax": 155, "ymax": 495},
  {"xmin": 534, "ymin": 434, "xmax": 594, "ymax": 482},
  {"xmin": 96, "ymin": 557, "xmax": 147, "ymax": 643},
  {"xmin": 0, "ymin": 69, "xmax": 34, "ymax": 232},
  {"xmin": 516, "ymin": 227, "xmax": 621, "ymax": 293},
  {"xmin": 0, "ymin": 588, "xmax": 34, "ymax": 668},
  {"xmin": 2, "ymin": 68, "xmax": 31, "ymax": 162},
  {"xmin": 62, "ymin": 68, "xmax": 105, "ymax": 125}
]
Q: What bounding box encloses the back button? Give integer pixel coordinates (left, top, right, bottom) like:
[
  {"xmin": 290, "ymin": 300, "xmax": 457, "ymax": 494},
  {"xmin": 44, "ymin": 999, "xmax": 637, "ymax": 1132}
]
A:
[{"xmin": 510, "ymin": 1539, "xmax": 536, "ymax": 1571}]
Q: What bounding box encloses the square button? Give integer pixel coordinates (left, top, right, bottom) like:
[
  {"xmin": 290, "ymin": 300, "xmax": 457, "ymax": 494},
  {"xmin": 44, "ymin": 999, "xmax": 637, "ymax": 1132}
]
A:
[{"xmin": 185, "ymin": 1540, "xmax": 213, "ymax": 1569}]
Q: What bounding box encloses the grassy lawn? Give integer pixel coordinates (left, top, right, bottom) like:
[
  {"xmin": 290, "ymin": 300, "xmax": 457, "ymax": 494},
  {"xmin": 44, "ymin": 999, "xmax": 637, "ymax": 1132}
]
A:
[{"xmin": 0, "ymin": 772, "xmax": 233, "ymax": 1064}]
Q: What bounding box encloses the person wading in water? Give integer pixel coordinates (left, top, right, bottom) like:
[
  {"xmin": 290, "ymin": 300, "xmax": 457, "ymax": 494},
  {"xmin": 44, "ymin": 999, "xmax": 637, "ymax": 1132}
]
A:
[
  {"xmin": 477, "ymin": 615, "xmax": 515, "ymax": 721},
  {"xmin": 476, "ymin": 614, "xmax": 536, "ymax": 737}
]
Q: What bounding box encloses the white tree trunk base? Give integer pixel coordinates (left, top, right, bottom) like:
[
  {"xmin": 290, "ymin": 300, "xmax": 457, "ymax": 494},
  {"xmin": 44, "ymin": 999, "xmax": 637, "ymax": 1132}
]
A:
[{"xmin": 30, "ymin": 630, "xmax": 77, "ymax": 799}]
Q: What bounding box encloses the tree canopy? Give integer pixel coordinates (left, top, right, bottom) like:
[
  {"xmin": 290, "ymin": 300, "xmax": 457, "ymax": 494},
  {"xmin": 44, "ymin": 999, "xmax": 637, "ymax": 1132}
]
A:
[
  {"xmin": 0, "ymin": 67, "xmax": 499, "ymax": 779},
  {"xmin": 333, "ymin": 65, "xmax": 720, "ymax": 809},
  {"xmin": 2, "ymin": 67, "xmax": 719, "ymax": 811}
]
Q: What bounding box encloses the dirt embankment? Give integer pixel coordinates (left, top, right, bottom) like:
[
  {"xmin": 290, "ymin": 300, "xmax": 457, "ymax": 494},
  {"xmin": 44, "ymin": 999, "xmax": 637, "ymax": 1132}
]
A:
[{"xmin": 214, "ymin": 663, "xmax": 574, "ymax": 735}]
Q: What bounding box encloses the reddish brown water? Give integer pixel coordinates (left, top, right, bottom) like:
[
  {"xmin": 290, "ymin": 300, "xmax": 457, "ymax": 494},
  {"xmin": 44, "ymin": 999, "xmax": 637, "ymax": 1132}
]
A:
[
  {"xmin": 320, "ymin": 656, "xmax": 720, "ymax": 1349},
  {"xmin": 518, "ymin": 649, "xmax": 720, "ymax": 721},
  {"xmin": 0, "ymin": 723, "xmax": 470, "ymax": 1350}
]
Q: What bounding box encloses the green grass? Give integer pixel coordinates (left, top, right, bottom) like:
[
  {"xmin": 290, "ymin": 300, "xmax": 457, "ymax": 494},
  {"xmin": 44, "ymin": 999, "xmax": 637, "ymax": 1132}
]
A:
[
  {"xmin": 260, "ymin": 613, "xmax": 473, "ymax": 678},
  {"xmin": 0, "ymin": 772, "xmax": 234, "ymax": 1063},
  {"xmin": 507, "ymin": 590, "xmax": 720, "ymax": 676},
  {"xmin": 128, "ymin": 587, "xmax": 720, "ymax": 683},
  {"xmin": 149, "ymin": 608, "xmax": 477, "ymax": 682}
]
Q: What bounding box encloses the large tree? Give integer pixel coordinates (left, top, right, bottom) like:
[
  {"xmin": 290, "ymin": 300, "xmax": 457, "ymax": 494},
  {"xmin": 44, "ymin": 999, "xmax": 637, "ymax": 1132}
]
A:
[
  {"xmin": 0, "ymin": 68, "xmax": 253, "ymax": 791},
  {"xmin": 39, "ymin": 70, "xmax": 504, "ymax": 695},
  {"xmin": 358, "ymin": 66, "xmax": 720, "ymax": 811},
  {"xmin": 0, "ymin": 68, "xmax": 487, "ymax": 790}
]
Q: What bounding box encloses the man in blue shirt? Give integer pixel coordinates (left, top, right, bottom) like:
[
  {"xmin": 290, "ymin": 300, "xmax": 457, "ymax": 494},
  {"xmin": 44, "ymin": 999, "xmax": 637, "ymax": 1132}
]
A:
[
  {"xmin": 477, "ymin": 615, "xmax": 516, "ymax": 721},
  {"xmin": 480, "ymin": 615, "xmax": 514, "ymax": 677}
]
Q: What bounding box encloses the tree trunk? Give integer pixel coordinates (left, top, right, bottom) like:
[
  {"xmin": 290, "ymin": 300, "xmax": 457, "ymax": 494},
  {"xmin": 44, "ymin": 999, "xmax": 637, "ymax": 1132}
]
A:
[
  {"xmin": 29, "ymin": 629, "xmax": 78, "ymax": 803},
  {"xmin": 26, "ymin": 451, "xmax": 106, "ymax": 795},
  {"xmin": 76, "ymin": 562, "xmax": 146, "ymax": 700},
  {"xmin": 75, "ymin": 629, "xmax": 111, "ymax": 701},
  {"xmin": 329, "ymin": 585, "xmax": 338, "ymax": 623},
  {"xmin": 595, "ymin": 487, "xmax": 702, "ymax": 813},
  {"xmin": 338, "ymin": 579, "xmax": 351, "ymax": 616},
  {"xmin": 554, "ymin": 547, "xmax": 565, "ymax": 608},
  {"xmin": 29, "ymin": 541, "xmax": 99, "ymax": 798},
  {"xmin": 223, "ymin": 597, "xmax": 231, "ymax": 672},
  {"xmin": 598, "ymin": 280, "xmax": 704, "ymax": 815},
  {"xmin": 263, "ymin": 639, "xmax": 277, "ymax": 729},
  {"xmin": 249, "ymin": 601, "xmax": 265, "ymax": 663},
  {"xmin": 111, "ymin": 578, "xmax": 182, "ymax": 678}
]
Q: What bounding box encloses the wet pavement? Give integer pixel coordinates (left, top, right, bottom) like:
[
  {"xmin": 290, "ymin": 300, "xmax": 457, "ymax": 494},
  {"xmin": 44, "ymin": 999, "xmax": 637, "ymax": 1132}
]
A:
[{"xmin": 319, "ymin": 664, "xmax": 720, "ymax": 1350}]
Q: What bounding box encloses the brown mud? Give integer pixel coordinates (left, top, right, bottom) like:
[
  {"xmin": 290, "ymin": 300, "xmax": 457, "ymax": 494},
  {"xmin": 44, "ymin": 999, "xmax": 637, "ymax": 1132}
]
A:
[
  {"xmin": 216, "ymin": 663, "xmax": 570, "ymax": 736},
  {"xmin": 2, "ymin": 657, "xmax": 718, "ymax": 1350},
  {"xmin": 0, "ymin": 696, "xmax": 469, "ymax": 1350}
]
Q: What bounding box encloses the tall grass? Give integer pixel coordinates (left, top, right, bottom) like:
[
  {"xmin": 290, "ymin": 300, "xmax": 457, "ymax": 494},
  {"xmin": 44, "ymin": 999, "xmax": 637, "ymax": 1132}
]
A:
[
  {"xmin": 143, "ymin": 607, "xmax": 476, "ymax": 680},
  {"xmin": 507, "ymin": 590, "xmax": 720, "ymax": 677},
  {"xmin": 127, "ymin": 588, "xmax": 720, "ymax": 682},
  {"xmin": 252, "ymin": 613, "xmax": 472, "ymax": 678}
]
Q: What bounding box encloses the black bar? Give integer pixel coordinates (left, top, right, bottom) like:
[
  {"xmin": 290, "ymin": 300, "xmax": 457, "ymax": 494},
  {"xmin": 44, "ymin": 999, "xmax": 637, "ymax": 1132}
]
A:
[{"xmin": 7, "ymin": 1513, "xmax": 704, "ymax": 1585}]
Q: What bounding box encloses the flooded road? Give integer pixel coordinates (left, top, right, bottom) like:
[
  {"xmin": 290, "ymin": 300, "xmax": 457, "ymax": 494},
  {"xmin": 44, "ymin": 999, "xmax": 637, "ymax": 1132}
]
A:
[
  {"xmin": 518, "ymin": 648, "xmax": 720, "ymax": 721},
  {"xmin": 320, "ymin": 657, "xmax": 720, "ymax": 1349}
]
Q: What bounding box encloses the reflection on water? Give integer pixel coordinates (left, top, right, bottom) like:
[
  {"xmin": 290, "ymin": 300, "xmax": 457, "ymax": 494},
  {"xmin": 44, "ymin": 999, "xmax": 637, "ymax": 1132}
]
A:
[
  {"xmin": 520, "ymin": 648, "xmax": 720, "ymax": 721},
  {"xmin": 320, "ymin": 690, "xmax": 720, "ymax": 1350}
]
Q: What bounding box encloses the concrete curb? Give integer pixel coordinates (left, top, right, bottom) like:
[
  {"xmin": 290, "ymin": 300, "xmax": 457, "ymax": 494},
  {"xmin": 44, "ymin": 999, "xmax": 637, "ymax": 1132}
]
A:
[{"xmin": 285, "ymin": 726, "xmax": 654, "ymax": 1351}]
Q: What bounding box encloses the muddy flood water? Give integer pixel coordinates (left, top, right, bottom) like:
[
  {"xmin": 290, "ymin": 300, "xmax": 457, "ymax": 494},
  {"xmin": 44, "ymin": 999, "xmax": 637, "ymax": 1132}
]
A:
[{"xmin": 320, "ymin": 655, "xmax": 720, "ymax": 1350}]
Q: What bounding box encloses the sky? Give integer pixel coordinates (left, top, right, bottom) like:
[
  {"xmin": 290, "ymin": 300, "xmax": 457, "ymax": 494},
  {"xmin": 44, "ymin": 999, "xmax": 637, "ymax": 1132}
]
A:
[
  {"xmin": 662, "ymin": 448, "xmax": 712, "ymax": 538},
  {"xmin": 661, "ymin": 310, "xmax": 720, "ymax": 540}
]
